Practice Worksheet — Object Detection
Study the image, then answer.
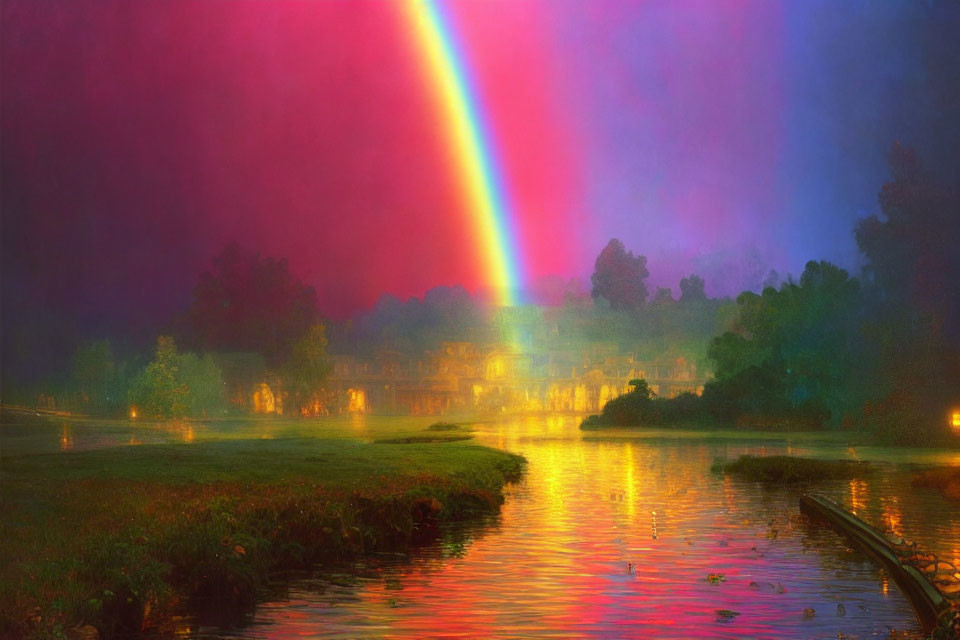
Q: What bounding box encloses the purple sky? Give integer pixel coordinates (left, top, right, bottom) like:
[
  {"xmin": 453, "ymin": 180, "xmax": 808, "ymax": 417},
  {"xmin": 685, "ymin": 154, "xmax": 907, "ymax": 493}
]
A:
[{"xmin": 3, "ymin": 0, "xmax": 958, "ymax": 383}]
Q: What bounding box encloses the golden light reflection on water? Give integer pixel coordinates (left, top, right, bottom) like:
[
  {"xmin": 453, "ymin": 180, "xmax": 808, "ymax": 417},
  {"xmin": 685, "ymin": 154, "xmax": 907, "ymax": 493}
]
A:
[
  {"xmin": 29, "ymin": 414, "xmax": 957, "ymax": 639},
  {"xmin": 848, "ymin": 478, "xmax": 868, "ymax": 514},
  {"xmin": 59, "ymin": 423, "xmax": 73, "ymax": 451},
  {"xmin": 227, "ymin": 416, "xmax": 944, "ymax": 640},
  {"xmin": 881, "ymin": 495, "xmax": 903, "ymax": 536},
  {"xmin": 624, "ymin": 442, "xmax": 636, "ymax": 519},
  {"xmin": 350, "ymin": 412, "xmax": 367, "ymax": 438}
]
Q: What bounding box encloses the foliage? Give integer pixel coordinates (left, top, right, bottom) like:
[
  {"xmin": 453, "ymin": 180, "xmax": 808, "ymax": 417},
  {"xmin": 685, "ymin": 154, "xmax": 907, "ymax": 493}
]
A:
[
  {"xmin": 715, "ymin": 455, "xmax": 870, "ymax": 484},
  {"xmin": 582, "ymin": 261, "xmax": 879, "ymax": 432},
  {"xmin": 860, "ymin": 389, "xmax": 948, "ymax": 447},
  {"xmin": 337, "ymin": 285, "xmax": 491, "ymax": 356},
  {"xmin": 590, "ymin": 238, "xmax": 650, "ymax": 310},
  {"xmin": 177, "ymin": 353, "xmax": 225, "ymax": 417},
  {"xmin": 852, "ymin": 145, "xmax": 960, "ymax": 443},
  {"xmin": 373, "ymin": 434, "xmax": 473, "ymax": 444},
  {"xmin": 129, "ymin": 336, "xmax": 190, "ymax": 418},
  {"xmin": 211, "ymin": 352, "xmax": 267, "ymax": 412},
  {"xmin": 855, "ymin": 144, "xmax": 960, "ymax": 344},
  {"xmin": 704, "ymin": 261, "xmax": 869, "ymax": 426},
  {"xmin": 129, "ymin": 337, "xmax": 225, "ymax": 418},
  {"xmin": 426, "ymin": 422, "xmax": 466, "ymax": 431},
  {"xmin": 679, "ymin": 274, "xmax": 707, "ymax": 303},
  {"xmin": 283, "ymin": 323, "xmax": 331, "ymax": 409},
  {"xmin": 187, "ymin": 243, "xmax": 320, "ymax": 366},
  {"xmin": 0, "ymin": 436, "xmax": 524, "ymax": 638},
  {"xmin": 652, "ymin": 287, "xmax": 674, "ymax": 305},
  {"xmin": 553, "ymin": 290, "xmax": 733, "ymax": 366},
  {"xmin": 582, "ymin": 383, "xmax": 706, "ymax": 429},
  {"xmin": 71, "ymin": 340, "xmax": 121, "ymax": 415}
]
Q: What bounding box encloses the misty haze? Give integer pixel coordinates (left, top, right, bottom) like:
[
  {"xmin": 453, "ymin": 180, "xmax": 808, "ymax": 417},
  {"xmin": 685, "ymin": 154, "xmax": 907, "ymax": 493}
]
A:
[{"xmin": 2, "ymin": 1, "xmax": 960, "ymax": 639}]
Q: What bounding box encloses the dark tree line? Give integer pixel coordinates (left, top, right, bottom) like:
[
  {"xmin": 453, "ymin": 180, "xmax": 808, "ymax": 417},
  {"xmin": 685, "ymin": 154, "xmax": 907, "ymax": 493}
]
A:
[
  {"xmin": 586, "ymin": 145, "xmax": 960, "ymax": 446},
  {"xmin": 63, "ymin": 244, "xmax": 332, "ymax": 418}
]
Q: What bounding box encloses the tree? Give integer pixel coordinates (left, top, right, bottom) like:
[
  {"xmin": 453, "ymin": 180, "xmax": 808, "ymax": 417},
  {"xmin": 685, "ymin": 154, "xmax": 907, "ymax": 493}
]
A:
[
  {"xmin": 178, "ymin": 353, "xmax": 224, "ymax": 417},
  {"xmin": 349, "ymin": 285, "xmax": 490, "ymax": 355},
  {"xmin": 679, "ymin": 274, "xmax": 707, "ymax": 303},
  {"xmin": 187, "ymin": 244, "xmax": 320, "ymax": 366},
  {"xmin": 855, "ymin": 144, "xmax": 960, "ymax": 342},
  {"xmin": 129, "ymin": 336, "xmax": 190, "ymax": 418},
  {"xmin": 853, "ymin": 144, "xmax": 960, "ymax": 442},
  {"xmin": 705, "ymin": 261, "xmax": 868, "ymax": 425},
  {"xmin": 284, "ymin": 324, "xmax": 330, "ymax": 410},
  {"xmin": 71, "ymin": 340, "xmax": 116, "ymax": 414},
  {"xmin": 627, "ymin": 378, "xmax": 655, "ymax": 398},
  {"xmin": 590, "ymin": 239, "xmax": 649, "ymax": 310},
  {"xmin": 652, "ymin": 287, "xmax": 674, "ymax": 305}
]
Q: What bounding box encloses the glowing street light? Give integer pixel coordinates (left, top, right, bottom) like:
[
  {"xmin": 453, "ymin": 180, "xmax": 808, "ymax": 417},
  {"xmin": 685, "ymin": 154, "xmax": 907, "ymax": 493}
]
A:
[{"xmin": 951, "ymin": 409, "xmax": 960, "ymax": 431}]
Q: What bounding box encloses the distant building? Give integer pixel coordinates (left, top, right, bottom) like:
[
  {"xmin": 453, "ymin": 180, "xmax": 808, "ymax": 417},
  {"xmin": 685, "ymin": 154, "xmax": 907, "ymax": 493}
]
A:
[
  {"xmin": 228, "ymin": 305, "xmax": 709, "ymax": 417},
  {"xmin": 323, "ymin": 341, "xmax": 705, "ymax": 416}
]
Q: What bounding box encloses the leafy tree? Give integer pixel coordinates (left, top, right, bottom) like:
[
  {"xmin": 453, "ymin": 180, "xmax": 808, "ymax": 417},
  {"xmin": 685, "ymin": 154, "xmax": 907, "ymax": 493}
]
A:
[
  {"xmin": 627, "ymin": 378, "xmax": 654, "ymax": 398},
  {"xmin": 853, "ymin": 145, "xmax": 960, "ymax": 443},
  {"xmin": 187, "ymin": 244, "xmax": 320, "ymax": 366},
  {"xmin": 855, "ymin": 144, "xmax": 960, "ymax": 342},
  {"xmin": 284, "ymin": 323, "xmax": 330, "ymax": 409},
  {"xmin": 178, "ymin": 352, "xmax": 224, "ymax": 417},
  {"xmin": 344, "ymin": 286, "xmax": 491, "ymax": 356},
  {"xmin": 679, "ymin": 274, "xmax": 707, "ymax": 303},
  {"xmin": 704, "ymin": 261, "xmax": 868, "ymax": 425},
  {"xmin": 71, "ymin": 340, "xmax": 116, "ymax": 414},
  {"xmin": 211, "ymin": 352, "xmax": 267, "ymax": 412},
  {"xmin": 652, "ymin": 287, "xmax": 674, "ymax": 305},
  {"xmin": 590, "ymin": 239, "xmax": 649, "ymax": 310},
  {"xmin": 129, "ymin": 336, "xmax": 190, "ymax": 418},
  {"xmin": 584, "ymin": 378, "xmax": 706, "ymax": 428}
]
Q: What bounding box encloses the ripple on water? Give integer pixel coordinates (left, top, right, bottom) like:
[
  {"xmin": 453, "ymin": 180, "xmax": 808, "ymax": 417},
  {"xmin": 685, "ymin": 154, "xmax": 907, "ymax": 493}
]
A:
[{"xmin": 207, "ymin": 417, "xmax": 944, "ymax": 639}]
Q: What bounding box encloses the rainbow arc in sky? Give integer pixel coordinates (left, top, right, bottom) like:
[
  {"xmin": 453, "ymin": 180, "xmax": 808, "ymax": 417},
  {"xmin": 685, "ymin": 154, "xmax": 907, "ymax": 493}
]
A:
[{"xmin": 402, "ymin": 0, "xmax": 522, "ymax": 307}]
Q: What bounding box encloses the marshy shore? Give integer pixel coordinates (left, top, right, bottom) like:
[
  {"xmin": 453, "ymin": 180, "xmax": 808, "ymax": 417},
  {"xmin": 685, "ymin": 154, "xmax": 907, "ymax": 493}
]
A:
[{"xmin": 0, "ymin": 415, "xmax": 524, "ymax": 639}]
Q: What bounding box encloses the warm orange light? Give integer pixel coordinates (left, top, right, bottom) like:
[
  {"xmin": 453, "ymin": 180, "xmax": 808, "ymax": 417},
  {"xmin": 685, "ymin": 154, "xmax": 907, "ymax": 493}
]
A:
[
  {"xmin": 951, "ymin": 410, "xmax": 960, "ymax": 430},
  {"xmin": 129, "ymin": 407, "xmax": 138, "ymax": 419},
  {"xmin": 347, "ymin": 388, "xmax": 367, "ymax": 413}
]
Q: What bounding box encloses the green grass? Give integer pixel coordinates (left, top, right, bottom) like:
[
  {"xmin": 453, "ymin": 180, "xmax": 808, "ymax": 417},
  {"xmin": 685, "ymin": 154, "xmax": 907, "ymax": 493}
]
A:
[
  {"xmin": 0, "ymin": 409, "xmax": 472, "ymax": 456},
  {"xmin": 425, "ymin": 422, "xmax": 468, "ymax": 432},
  {"xmin": 0, "ymin": 417, "xmax": 524, "ymax": 639},
  {"xmin": 714, "ymin": 454, "xmax": 871, "ymax": 484},
  {"xmin": 374, "ymin": 435, "xmax": 474, "ymax": 444}
]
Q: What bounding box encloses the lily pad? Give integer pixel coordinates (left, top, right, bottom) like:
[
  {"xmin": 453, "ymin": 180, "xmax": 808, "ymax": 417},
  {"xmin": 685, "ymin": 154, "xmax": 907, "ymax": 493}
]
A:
[{"xmin": 716, "ymin": 609, "xmax": 740, "ymax": 622}]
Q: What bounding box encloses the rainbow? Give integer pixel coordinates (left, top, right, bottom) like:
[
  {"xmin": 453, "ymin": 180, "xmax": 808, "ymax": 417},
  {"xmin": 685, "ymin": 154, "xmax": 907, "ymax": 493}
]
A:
[{"xmin": 401, "ymin": 0, "xmax": 522, "ymax": 306}]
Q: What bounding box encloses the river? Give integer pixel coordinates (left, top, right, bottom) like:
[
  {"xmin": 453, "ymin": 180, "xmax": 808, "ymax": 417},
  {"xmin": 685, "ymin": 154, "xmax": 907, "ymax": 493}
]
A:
[{"xmin": 194, "ymin": 415, "xmax": 960, "ymax": 639}]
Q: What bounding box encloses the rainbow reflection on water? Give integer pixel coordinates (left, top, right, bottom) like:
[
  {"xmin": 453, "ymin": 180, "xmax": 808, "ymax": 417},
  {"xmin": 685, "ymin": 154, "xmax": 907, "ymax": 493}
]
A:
[{"xmin": 209, "ymin": 416, "xmax": 956, "ymax": 639}]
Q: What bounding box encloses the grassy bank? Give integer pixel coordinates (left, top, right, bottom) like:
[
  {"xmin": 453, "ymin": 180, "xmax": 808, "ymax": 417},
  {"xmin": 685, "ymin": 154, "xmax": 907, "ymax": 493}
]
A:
[
  {"xmin": 0, "ymin": 436, "xmax": 524, "ymax": 639},
  {"xmin": 714, "ymin": 455, "xmax": 871, "ymax": 484}
]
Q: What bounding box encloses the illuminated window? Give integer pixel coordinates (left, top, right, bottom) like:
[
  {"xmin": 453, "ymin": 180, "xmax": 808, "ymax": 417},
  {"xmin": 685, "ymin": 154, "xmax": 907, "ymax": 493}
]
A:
[{"xmin": 951, "ymin": 410, "xmax": 960, "ymax": 430}]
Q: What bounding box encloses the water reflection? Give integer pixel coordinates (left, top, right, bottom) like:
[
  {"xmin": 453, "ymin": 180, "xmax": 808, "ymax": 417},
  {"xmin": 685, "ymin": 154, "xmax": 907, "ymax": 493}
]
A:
[
  {"xmin": 848, "ymin": 479, "xmax": 868, "ymax": 515},
  {"xmin": 5, "ymin": 411, "xmax": 956, "ymax": 638},
  {"xmin": 212, "ymin": 417, "xmax": 954, "ymax": 639},
  {"xmin": 59, "ymin": 423, "xmax": 73, "ymax": 450}
]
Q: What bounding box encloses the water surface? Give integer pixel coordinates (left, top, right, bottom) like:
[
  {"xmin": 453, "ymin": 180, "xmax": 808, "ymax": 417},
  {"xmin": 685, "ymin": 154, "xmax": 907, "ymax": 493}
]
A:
[{"xmin": 204, "ymin": 416, "xmax": 960, "ymax": 639}]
